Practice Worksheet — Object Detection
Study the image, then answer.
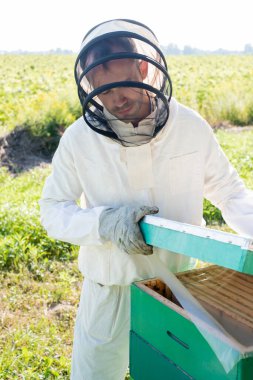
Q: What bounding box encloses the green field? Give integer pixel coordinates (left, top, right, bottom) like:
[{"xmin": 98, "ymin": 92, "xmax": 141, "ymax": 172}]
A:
[
  {"xmin": 168, "ymin": 55, "xmax": 253, "ymax": 126},
  {"xmin": 1, "ymin": 55, "xmax": 253, "ymax": 136},
  {"xmin": 0, "ymin": 55, "xmax": 79, "ymax": 136},
  {"xmin": 0, "ymin": 54, "xmax": 253, "ymax": 379}
]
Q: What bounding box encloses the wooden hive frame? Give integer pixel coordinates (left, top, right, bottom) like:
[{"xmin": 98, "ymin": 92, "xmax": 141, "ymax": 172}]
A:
[{"xmin": 176, "ymin": 265, "xmax": 253, "ymax": 330}]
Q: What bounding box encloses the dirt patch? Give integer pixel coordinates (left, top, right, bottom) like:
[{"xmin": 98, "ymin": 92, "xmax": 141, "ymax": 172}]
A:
[{"xmin": 0, "ymin": 127, "xmax": 56, "ymax": 173}]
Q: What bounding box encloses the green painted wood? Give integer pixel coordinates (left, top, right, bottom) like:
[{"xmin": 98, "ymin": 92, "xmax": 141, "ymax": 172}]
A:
[
  {"xmin": 140, "ymin": 220, "xmax": 253, "ymax": 275},
  {"xmin": 130, "ymin": 331, "xmax": 191, "ymax": 380},
  {"xmin": 131, "ymin": 284, "xmax": 253, "ymax": 379},
  {"xmin": 237, "ymin": 357, "xmax": 253, "ymax": 378},
  {"xmin": 242, "ymin": 252, "xmax": 253, "ymax": 275}
]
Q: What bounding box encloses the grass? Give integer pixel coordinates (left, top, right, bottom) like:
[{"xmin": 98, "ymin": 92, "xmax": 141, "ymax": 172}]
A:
[
  {"xmin": 0, "ymin": 166, "xmax": 78, "ymax": 275},
  {"xmin": 203, "ymin": 128, "xmax": 253, "ymax": 226},
  {"xmin": 168, "ymin": 55, "xmax": 253, "ymax": 126},
  {"xmin": 0, "ymin": 165, "xmax": 80, "ymax": 378},
  {"xmin": 0, "ymin": 262, "xmax": 81, "ymax": 379},
  {"xmin": 0, "ymin": 55, "xmax": 80, "ymax": 136}
]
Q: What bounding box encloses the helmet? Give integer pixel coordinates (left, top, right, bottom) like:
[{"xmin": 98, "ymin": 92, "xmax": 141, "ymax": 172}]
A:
[{"xmin": 74, "ymin": 19, "xmax": 172, "ymax": 146}]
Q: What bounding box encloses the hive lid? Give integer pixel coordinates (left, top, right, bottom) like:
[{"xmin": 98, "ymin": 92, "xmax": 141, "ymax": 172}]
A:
[{"xmin": 140, "ymin": 216, "xmax": 253, "ymax": 275}]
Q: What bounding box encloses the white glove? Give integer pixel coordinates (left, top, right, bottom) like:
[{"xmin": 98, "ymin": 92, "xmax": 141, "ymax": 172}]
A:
[{"xmin": 99, "ymin": 205, "xmax": 159, "ymax": 255}]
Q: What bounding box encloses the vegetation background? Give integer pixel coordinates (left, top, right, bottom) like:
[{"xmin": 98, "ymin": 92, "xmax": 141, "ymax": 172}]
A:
[{"xmin": 0, "ymin": 54, "xmax": 253, "ymax": 379}]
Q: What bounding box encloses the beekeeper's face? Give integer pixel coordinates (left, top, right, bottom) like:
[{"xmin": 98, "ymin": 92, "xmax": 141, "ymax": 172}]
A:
[{"xmin": 91, "ymin": 58, "xmax": 150, "ymax": 126}]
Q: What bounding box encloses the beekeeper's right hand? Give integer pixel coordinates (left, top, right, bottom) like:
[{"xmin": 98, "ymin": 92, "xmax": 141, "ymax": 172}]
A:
[{"xmin": 99, "ymin": 205, "xmax": 159, "ymax": 255}]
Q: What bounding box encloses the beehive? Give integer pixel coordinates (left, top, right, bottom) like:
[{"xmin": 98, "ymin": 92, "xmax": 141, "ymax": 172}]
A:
[{"xmin": 130, "ymin": 217, "xmax": 253, "ymax": 380}]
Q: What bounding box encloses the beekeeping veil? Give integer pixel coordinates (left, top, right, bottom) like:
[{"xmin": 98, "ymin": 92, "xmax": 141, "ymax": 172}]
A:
[{"xmin": 74, "ymin": 19, "xmax": 172, "ymax": 146}]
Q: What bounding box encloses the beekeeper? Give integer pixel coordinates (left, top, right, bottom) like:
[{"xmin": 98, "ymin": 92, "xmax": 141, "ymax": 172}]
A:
[{"xmin": 40, "ymin": 19, "xmax": 253, "ymax": 380}]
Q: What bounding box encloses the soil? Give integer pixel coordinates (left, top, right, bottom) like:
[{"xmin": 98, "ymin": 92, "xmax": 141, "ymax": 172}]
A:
[
  {"xmin": 0, "ymin": 123, "xmax": 252, "ymax": 174},
  {"xmin": 0, "ymin": 127, "xmax": 55, "ymax": 173}
]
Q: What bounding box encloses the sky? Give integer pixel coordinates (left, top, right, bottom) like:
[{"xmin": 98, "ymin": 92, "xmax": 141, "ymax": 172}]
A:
[{"xmin": 1, "ymin": 0, "xmax": 253, "ymax": 52}]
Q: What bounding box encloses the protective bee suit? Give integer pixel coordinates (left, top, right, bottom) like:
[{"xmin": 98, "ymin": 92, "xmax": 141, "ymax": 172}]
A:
[{"xmin": 40, "ymin": 19, "xmax": 253, "ymax": 380}]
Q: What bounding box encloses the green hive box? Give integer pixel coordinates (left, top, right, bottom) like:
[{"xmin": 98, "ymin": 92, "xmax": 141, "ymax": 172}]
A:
[{"xmin": 130, "ymin": 216, "xmax": 253, "ymax": 380}]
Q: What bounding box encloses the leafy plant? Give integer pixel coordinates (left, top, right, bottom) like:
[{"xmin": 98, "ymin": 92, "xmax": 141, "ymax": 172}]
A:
[{"xmin": 0, "ymin": 167, "xmax": 78, "ymax": 275}]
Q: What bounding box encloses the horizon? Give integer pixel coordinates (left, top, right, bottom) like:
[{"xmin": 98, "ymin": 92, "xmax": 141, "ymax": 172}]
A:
[{"xmin": 1, "ymin": 44, "xmax": 252, "ymax": 55}]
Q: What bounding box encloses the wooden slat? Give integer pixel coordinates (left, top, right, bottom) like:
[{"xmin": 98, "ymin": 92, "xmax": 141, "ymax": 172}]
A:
[
  {"xmin": 176, "ymin": 265, "xmax": 253, "ymax": 329},
  {"xmin": 179, "ymin": 268, "xmax": 253, "ymax": 304}
]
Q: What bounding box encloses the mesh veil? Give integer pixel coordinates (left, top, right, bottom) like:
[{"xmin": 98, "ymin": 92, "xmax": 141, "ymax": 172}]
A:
[{"xmin": 74, "ymin": 19, "xmax": 172, "ymax": 146}]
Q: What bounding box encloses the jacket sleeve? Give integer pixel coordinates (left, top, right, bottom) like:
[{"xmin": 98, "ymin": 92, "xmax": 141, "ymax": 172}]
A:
[
  {"xmin": 203, "ymin": 124, "xmax": 253, "ymax": 237},
  {"xmin": 39, "ymin": 133, "xmax": 106, "ymax": 246}
]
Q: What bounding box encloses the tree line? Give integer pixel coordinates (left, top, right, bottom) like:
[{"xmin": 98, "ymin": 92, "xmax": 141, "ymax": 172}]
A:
[{"xmin": 161, "ymin": 43, "xmax": 253, "ymax": 55}]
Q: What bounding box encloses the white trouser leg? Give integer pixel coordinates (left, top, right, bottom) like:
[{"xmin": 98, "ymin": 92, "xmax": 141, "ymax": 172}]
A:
[{"xmin": 71, "ymin": 279, "xmax": 130, "ymax": 380}]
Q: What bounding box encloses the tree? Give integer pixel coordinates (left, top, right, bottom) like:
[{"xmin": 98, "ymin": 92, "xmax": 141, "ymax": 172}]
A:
[{"xmin": 244, "ymin": 44, "xmax": 253, "ymax": 54}]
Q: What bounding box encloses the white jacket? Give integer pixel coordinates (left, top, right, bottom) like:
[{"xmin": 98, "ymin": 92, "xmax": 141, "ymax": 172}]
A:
[{"xmin": 40, "ymin": 98, "xmax": 253, "ymax": 285}]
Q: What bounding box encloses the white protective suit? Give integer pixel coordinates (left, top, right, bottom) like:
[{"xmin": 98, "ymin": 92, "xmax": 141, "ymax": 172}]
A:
[{"xmin": 40, "ymin": 97, "xmax": 253, "ymax": 380}]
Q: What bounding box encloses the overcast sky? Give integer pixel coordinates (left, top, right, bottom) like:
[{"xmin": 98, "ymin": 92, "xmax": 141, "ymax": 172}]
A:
[{"xmin": 1, "ymin": 0, "xmax": 252, "ymax": 52}]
